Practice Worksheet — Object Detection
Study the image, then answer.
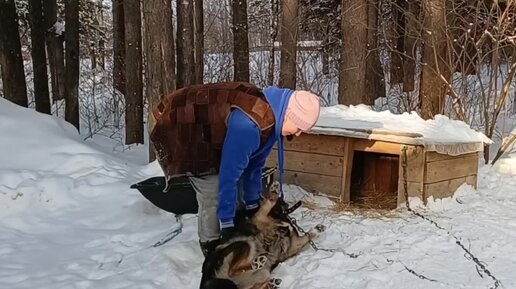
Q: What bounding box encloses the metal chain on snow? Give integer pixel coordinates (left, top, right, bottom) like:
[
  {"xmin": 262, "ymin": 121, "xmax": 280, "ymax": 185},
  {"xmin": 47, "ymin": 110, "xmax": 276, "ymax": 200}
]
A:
[
  {"xmin": 152, "ymin": 215, "xmax": 184, "ymax": 247},
  {"xmin": 401, "ymin": 146, "xmax": 501, "ymax": 289},
  {"xmin": 286, "ymin": 214, "xmax": 359, "ymax": 258},
  {"xmin": 401, "ymin": 146, "xmax": 411, "ymax": 210},
  {"xmin": 98, "ymin": 215, "xmax": 184, "ymax": 270}
]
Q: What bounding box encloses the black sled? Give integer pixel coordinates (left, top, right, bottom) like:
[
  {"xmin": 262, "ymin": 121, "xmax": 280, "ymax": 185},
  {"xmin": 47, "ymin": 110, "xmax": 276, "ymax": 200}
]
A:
[{"xmin": 130, "ymin": 167, "xmax": 277, "ymax": 215}]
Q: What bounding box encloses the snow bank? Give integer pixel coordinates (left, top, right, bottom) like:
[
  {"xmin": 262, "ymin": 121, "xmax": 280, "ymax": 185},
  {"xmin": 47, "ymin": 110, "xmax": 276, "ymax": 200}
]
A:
[
  {"xmin": 0, "ymin": 97, "xmax": 149, "ymax": 217},
  {"xmin": 494, "ymin": 148, "xmax": 516, "ymax": 176},
  {"xmin": 0, "ymin": 97, "xmax": 101, "ymax": 171}
]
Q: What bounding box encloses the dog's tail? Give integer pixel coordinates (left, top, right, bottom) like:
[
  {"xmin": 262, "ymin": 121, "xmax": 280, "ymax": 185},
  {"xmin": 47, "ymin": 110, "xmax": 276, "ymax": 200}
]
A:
[{"xmin": 200, "ymin": 278, "xmax": 238, "ymax": 289}]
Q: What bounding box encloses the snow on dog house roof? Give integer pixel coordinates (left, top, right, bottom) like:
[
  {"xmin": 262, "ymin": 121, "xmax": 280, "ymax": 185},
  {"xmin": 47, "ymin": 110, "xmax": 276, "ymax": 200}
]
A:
[{"xmin": 310, "ymin": 105, "xmax": 492, "ymax": 156}]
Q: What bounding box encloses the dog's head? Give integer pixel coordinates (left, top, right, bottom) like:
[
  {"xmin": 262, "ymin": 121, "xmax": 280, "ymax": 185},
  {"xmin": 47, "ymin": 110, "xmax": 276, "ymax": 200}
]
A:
[
  {"xmin": 200, "ymin": 240, "xmax": 252, "ymax": 289},
  {"xmin": 262, "ymin": 181, "xmax": 290, "ymax": 222}
]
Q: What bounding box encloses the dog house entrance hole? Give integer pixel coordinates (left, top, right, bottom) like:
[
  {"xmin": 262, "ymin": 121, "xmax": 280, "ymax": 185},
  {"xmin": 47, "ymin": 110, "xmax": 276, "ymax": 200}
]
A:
[{"xmin": 350, "ymin": 151, "xmax": 399, "ymax": 210}]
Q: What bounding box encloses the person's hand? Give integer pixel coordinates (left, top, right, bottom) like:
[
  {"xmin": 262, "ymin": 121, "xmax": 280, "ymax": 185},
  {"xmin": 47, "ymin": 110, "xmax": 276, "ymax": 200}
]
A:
[{"xmin": 245, "ymin": 206, "xmax": 260, "ymax": 219}]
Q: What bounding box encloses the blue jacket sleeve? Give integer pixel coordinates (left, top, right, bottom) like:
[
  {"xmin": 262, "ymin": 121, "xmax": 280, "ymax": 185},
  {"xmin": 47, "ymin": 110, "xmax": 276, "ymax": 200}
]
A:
[
  {"xmin": 242, "ymin": 155, "xmax": 267, "ymax": 210},
  {"xmin": 217, "ymin": 109, "xmax": 261, "ymax": 228}
]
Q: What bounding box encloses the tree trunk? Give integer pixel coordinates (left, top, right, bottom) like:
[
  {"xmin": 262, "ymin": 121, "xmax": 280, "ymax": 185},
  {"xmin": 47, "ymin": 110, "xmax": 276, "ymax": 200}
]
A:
[
  {"xmin": 420, "ymin": 0, "xmax": 451, "ymax": 119},
  {"xmin": 43, "ymin": 0, "xmax": 65, "ymax": 101},
  {"xmin": 143, "ymin": 0, "xmax": 176, "ymax": 161},
  {"xmin": 403, "ymin": 0, "xmax": 420, "ymax": 92},
  {"xmin": 321, "ymin": 22, "xmax": 330, "ymax": 76},
  {"xmin": 113, "ymin": 0, "xmax": 126, "ymax": 95},
  {"xmin": 365, "ymin": 0, "xmax": 385, "ymax": 104},
  {"xmin": 124, "ymin": 0, "xmax": 144, "ymax": 144},
  {"xmin": 176, "ymin": 0, "xmax": 195, "ymax": 88},
  {"xmin": 98, "ymin": 38, "xmax": 105, "ymax": 69},
  {"xmin": 268, "ymin": 0, "xmax": 280, "ymax": 86},
  {"xmin": 448, "ymin": 0, "xmax": 478, "ymax": 76},
  {"xmin": 390, "ymin": 0, "xmax": 404, "ymax": 85},
  {"xmin": 339, "ymin": 0, "xmax": 367, "ymax": 105},
  {"xmin": 29, "ymin": 0, "xmax": 51, "ymax": 114},
  {"xmin": 194, "ymin": 0, "xmax": 204, "ymax": 84},
  {"xmin": 97, "ymin": 0, "xmax": 105, "ymax": 70},
  {"xmin": 90, "ymin": 47, "xmax": 97, "ymax": 69},
  {"xmin": 65, "ymin": 0, "xmax": 80, "ymax": 131},
  {"xmin": 513, "ymin": 89, "xmax": 516, "ymax": 115},
  {"xmin": 232, "ymin": 0, "xmax": 250, "ymax": 82},
  {"xmin": 279, "ymin": 0, "xmax": 299, "ymax": 89},
  {"xmin": 0, "ymin": 0, "xmax": 28, "ymax": 107}
]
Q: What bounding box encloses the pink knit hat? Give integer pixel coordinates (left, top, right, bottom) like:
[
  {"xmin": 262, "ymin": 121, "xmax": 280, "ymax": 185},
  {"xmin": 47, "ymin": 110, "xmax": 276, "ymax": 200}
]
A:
[{"xmin": 286, "ymin": 90, "xmax": 321, "ymax": 131}]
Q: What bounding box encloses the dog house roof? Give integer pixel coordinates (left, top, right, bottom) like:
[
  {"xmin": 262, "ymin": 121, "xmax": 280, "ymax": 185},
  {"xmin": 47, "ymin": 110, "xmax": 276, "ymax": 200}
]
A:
[{"xmin": 309, "ymin": 105, "xmax": 492, "ymax": 156}]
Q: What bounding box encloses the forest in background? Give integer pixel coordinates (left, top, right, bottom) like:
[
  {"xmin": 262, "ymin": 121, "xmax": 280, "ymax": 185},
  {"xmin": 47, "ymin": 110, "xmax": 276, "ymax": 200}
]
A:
[{"xmin": 0, "ymin": 0, "xmax": 515, "ymax": 163}]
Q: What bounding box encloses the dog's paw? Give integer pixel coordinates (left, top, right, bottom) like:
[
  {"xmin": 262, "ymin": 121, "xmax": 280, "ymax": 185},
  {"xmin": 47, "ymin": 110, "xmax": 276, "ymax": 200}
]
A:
[
  {"xmin": 308, "ymin": 224, "xmax": 326, "ymax": 239},
  {"xmin": 315, "ymin": 224, "xmax": 326, "ymax": 233},
  {"xmin": 268, "ymin": 191, "xmax": 279, "ymax": 202},
  {"xmin": 270, "ymin": 181, "xmax": 281, "ymax": 194},
  {"xmin": 268, "ymin": 278, "xmax": 282, "ymax": 289},
  {"xmin": 263, "ymin": 188, "xmax": 279, "ymax": 204},
  {"xmin": 252, "ymin": 255, "xmax": 268, "ymax": 270},
  {"xmin": 267, "ymin": 182, "xmax": 280, "ymax": 198}
]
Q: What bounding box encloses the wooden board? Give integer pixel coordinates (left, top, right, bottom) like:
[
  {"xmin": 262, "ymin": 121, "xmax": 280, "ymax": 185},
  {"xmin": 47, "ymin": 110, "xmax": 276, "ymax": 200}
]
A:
[
  {"xmin": 264, "ymin": 132, "xmax": 482, "ymax": 206},
  {"xmin": 277, "ymin": 170, "xmax": 342, "ymax": 197},
  {"xmin": 424, "ymin": 175, "xmax": 477, "ymax": 200},
  {"xmin": 397, "ymin": 181, "xmax": 424, "ymax": 205},
  {"xmin": 426, "ymin": 151, "xmax": 480, "ymax": 162},
  {"xmin": 309, "ymin": 128, "xmax": 484, "ymax": 154},
  {"xmin": 265, "ymin": 157, "xmax": 277, "ymax": 171},
  {"xmin": 356, "ymin": 153, "xmax": 399, "ymax": 194},
  {"xmin": 309, "ymin": 128, "xmax": 424, "ymax": 146},
  {"xmin": 266, "ymin": 149, "xmax": 343, "ymax": 177},
  {"xmin": 425, "ymin": 155, "xmax": 478, "ymax": 183},
  {"xmin": 341, "ymin": 138, "xmax": 354, "ymax": 203},
  {"xmin": 398, "ymin": 146, "xmax": 425, "ymax": 182},
  {"xmin": 353, "ymin": 139, "xmax": 403, "ymax": 155},
  {"xmin": 280, "ymin": 134, "xmax": 346, "ymax": 156}
]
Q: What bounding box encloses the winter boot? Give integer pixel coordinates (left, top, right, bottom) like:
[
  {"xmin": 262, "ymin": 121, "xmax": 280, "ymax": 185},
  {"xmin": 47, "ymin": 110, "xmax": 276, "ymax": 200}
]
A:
[{"xmin": 199, "ymin": 239, "xmax": 220, "ymax": 257}]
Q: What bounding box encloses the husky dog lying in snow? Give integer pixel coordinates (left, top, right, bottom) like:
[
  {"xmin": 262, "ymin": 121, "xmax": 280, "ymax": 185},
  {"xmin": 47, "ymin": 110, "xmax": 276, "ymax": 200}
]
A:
[{"xmin": 199, "ymin": 182, "xmax": 326, "ymax": 289}]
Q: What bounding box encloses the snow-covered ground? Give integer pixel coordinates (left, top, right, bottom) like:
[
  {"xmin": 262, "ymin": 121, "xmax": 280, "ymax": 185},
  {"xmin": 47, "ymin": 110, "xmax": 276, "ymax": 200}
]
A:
[{"xmin": 1, "ymin": 97, "xmax": 516, "ymax": 289}]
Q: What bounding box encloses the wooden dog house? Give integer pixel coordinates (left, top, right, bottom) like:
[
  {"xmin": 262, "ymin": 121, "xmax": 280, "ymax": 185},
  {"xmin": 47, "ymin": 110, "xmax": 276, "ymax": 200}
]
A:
[{"xmin": 265, "ymin": 107, "xmax": 487, "ymax": 209}]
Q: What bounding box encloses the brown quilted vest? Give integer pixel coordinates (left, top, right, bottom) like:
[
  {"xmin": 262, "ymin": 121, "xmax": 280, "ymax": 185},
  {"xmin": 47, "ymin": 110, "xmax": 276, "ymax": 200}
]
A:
[{"xmin": 150, "ymin": 82, "xmax": 276, "ymax": 178}]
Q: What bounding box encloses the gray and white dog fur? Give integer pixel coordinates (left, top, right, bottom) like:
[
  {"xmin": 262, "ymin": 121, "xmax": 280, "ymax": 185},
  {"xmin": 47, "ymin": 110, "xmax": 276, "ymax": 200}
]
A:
[{"xmin": 200, "ymin": 182, "xmax": 326, "ymax": 289}]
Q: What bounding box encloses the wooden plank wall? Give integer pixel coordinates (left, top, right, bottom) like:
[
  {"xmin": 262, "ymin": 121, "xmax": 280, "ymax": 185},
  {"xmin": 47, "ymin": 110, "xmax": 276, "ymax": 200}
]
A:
[
  {"xmin": 397, "ymin": 149, "xmax": 479, "ymax": 205},
  {"xmin": 266, "ymin": 133, "xmax": 480, "ymax": 207},
  {"xmin": 397, "ymin": 146, "xmax": 425, "ymax": 205},
  {"xmin": 423, "ymin": 152, "xmax": 479, "ymax": 201},
  {"xmin": 265, "ymin": 134, "xmax": 346, "ymax": 198}
]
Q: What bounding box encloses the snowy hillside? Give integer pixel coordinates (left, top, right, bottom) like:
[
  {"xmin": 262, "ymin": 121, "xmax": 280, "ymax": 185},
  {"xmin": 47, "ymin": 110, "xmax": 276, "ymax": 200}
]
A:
[{"xmin": 1, "ymin": 97, "xmax": 516, "ymax": 289}]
